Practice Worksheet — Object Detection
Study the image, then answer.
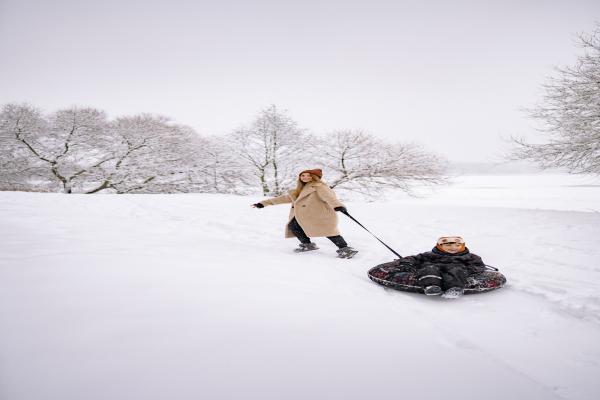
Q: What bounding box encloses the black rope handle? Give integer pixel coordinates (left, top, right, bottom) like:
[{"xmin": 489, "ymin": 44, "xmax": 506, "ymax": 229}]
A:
[{"xmin": 341, "ymin": 210, "xmax": 403, "ymax": 259}]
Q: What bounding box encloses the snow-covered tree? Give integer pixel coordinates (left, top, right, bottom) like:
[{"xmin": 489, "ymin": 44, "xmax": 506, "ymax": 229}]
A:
[
  {"xmin": 512, "ymin": 26, "xmax": 600, "ymax": 174},
  {"xmin": 190, "ymin": 135, "xmax": 254, "ymax": 194},
  {"xmin": 0, "ymin": 103, "xmax": 113, "ymax": 193},
  {"xmin": 1, "ymin": 103, "xmax": 448, "ymax": 196},
  {"xmin": 313, "ymin": 130, "xmax": 447, "ymax": 196},
  {"xmin": 0, "ymin": 105, "xmax": 213, "ymax": 194},
  {"xmin": 87, "ymin": 115, "xmax": 204, "ymax": 194},
  {"xmin": 229, "ymin": 105, "xmax": 308, "ymax": 196},
  {"xmin": 0, "ymin": 104, "xmax": 49, "ymax": 191}
]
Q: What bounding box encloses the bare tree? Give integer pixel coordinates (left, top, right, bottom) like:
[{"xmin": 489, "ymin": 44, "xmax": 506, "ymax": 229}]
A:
[
  {"xmin": 511, "ymin": 26, "xmax": 600, "ymax": 174},
  {"xmin": 1, "ymin": 103, "xmax": 448, "ymax": 196},
  {"xmin": 87, "ymin": 115, "xmax": 204, "ymax": 194},
  {"xmin": 229, "ymin": 105, "xmax": 307, "ymax": 195},
  {"xmin": 313, "ymin": 130, "xmax": 448, "ymax": 196},
  {"xmin": 0, "ymin": 104, "xmax": 49, "ymax": 191},
  {"xmin": 191, "ymin": 135, "xmax": 254, "ymax": 194},
  {"xmin": 0, "ymin": 105, "xmax": 213, "ymax": 194},
  {"xmin": 0, "ymin": 103, "xmax": 114, "ymax": 193}
]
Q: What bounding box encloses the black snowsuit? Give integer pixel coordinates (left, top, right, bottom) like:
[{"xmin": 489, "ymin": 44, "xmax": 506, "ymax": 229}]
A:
[{"xmin": 396, "ymin": 247, "xmax": 486, "ymax": 290}]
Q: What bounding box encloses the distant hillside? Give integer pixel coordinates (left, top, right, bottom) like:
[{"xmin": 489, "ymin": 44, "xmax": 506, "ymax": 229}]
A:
[{"xmin": 448, "ymin": 161, "xmax": 548, "ymax": 175}]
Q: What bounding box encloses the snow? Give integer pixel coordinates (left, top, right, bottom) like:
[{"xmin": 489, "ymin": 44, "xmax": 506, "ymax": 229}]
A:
[
  {"xmin": 389, "ymin": 173, "xmax": 600, "ymax": 212},
  {"xmin": 1, "ymin": 174, "xmax": 600, "ymax": 400}
]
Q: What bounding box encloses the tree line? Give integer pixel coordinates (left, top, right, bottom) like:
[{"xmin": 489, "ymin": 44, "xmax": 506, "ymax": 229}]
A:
[
  {"xmin": 4, "ymin": 25, "xmax": 598, "ymax": 194},
  {"xmin": 0, "ymin": 104, "xmax": 448, "ymax": 196}
]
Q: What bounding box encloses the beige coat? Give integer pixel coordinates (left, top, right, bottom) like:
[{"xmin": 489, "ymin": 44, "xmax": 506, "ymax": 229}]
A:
[{"xmin": 261, "ymin": 181, "xmax": 345, "ymax": 238}]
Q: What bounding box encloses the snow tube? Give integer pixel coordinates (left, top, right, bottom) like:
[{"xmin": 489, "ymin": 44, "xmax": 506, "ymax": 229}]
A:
[{"xmin": 368, "ymin": 263, "xmax": 506, "ymax": 294}]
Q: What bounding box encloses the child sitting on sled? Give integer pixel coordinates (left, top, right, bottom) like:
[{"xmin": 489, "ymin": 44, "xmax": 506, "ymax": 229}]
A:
[{"xmin": 398, "ymin": 236, "xmax": 486, "ymax": 298}]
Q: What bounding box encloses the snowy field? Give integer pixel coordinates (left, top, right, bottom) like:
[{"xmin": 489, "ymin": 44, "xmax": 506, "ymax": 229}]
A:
[{"xmin": 1, "ymin": 174, "xmax": 600, "ymax": 400}]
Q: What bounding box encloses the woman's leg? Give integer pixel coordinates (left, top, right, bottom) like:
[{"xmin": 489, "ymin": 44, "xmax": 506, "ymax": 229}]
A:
[
  {"xmin": 327, "ymin": 235, "xmax": 348, "ymax": 249},
  {"xmin": 288, "ymin": 218, "xmax": 312, "ymax": 244},
  {"xmin": 329, "ymin": 236, "xmax": 358, "ymax": 258}
]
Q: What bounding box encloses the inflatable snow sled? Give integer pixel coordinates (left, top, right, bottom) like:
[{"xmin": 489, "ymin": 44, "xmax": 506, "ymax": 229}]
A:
[{"xmin": 368, "ymin": 263, "xmax": 506, "ymax": 295}]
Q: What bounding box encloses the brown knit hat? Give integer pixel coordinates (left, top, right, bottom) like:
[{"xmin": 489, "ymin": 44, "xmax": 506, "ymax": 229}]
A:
[{"xmin": 299, "ymin": 168, "xmax": 323, "ymax": 178}]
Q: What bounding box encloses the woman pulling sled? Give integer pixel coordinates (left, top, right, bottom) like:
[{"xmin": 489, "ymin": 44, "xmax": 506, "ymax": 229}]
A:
[{"xmin": 252, "ymin": 168, "xmax": 358, "ymax": 258}]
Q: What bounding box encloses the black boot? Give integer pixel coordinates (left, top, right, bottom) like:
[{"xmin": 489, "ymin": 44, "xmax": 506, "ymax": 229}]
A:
[
  {"xmin": 294, "ymin": 242, "xmax": 319, "ymax": 253},
  {"xmin": 336, "ymin": 246, "xmax": 358, "ymax": 259},
  {"xmin": 424, "ymin": 285, "xmax": 443, "ymax": 296}
]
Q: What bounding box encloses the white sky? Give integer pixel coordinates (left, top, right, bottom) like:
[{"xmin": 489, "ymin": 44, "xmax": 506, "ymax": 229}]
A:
[{"xmin": 1, "ymin": 0, "xmax": 599, "ymax": 162}]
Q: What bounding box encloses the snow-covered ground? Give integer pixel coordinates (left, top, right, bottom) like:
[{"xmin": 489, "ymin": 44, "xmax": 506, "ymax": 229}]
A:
[{"xmin": 1, "ymin": 174, "xmax": 599, "ymax": 400}]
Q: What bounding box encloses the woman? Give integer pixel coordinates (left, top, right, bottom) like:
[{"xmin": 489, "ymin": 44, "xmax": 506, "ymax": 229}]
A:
[{"xmin": 252, "ymin": 168, "xmax": 358, "ymax": 258}]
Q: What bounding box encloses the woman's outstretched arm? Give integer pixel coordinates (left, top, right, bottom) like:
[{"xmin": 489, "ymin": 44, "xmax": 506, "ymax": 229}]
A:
[{"xmin": 254, "ymin": 192, "xmax": 293, "ymax": 207}]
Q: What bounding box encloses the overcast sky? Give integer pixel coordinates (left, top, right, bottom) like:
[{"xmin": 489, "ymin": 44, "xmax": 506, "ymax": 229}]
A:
[{"xmin": 1, "ymin": 0, "xmax": 599, "ymax": 162}]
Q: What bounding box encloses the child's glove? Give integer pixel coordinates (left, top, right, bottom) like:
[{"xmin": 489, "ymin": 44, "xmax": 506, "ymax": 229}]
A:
[
  {"xmin": 394, "ymin": 257, "xmax": 417, "ymax": 272},
  {"xmin": 396, "ymin": 257, "xmax": 415, "ymax": 266},
  {"xmin": 252, "ymin": 203, "xmax": 265, "ymax": 208},
  {"xmin": 334, "ymin": 206, "xmax": 347, "ymax": 213}
]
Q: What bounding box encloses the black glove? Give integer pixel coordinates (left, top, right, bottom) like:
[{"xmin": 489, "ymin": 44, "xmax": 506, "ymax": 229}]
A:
[
  {"xmin": 253, "ymin": 203, "xmax": 264, "ymax": 208},
  {"xmin": 334, "ymin": 206, "xmax": 347, "ymax": 213}
]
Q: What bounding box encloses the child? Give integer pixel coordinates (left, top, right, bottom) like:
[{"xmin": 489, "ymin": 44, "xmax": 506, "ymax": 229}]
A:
[{"xmin": 398, "ymin": 236, "xmax": 486, "ymax": 298}]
